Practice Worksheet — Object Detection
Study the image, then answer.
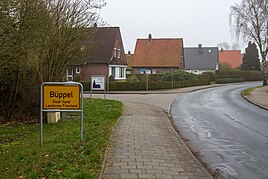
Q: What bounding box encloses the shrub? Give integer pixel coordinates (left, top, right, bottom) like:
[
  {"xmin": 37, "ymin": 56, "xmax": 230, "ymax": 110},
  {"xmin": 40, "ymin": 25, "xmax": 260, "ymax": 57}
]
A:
[
  {"xmin": 127, "ymin": 75, "xmax": 139, "ymax": 82},
  {"xmin": 202, "ymin": 72, "xmax": 215, "ymax": 81},
  {"xmin": 215, "ymin": 77, "xmax": 245, "ymax": 84},
  {"xmin": 108, "ymin": 75, "xmax": 115, "ymax": 82},
  {"xmin": 81, "ymin": 79, "xmax": 210, "ymax": 91},
  {"xmin": 216, "ymin": 70, "xmax": 262, "ymax": 81},
  {"xmin": 80, "ymin": 81, "xmax": 90, "ymax": 91},
  {"xmin": 73, "ymin": 75, "xmax": 81, "ymax": 82},
  {"xmin": 162, "ymin": 71, "xmax": 199, "ymax": 81}
]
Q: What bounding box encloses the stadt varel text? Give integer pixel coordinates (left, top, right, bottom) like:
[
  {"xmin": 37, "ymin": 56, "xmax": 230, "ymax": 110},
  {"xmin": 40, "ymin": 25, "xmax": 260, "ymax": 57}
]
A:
[{"xmin": 44, "ymin": 91, "xmax": 78, "ymax": 109}]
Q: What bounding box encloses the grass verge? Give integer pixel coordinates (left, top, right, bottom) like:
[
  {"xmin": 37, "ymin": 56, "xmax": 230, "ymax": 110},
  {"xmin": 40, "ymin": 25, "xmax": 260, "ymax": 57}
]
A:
[
  {"xmin": 0, "ymin": 98, "xmax": 123, "ymax": 178},
  {"xmin": 242, "ymin": 86, "xmax": 260, "ymax": 96}
]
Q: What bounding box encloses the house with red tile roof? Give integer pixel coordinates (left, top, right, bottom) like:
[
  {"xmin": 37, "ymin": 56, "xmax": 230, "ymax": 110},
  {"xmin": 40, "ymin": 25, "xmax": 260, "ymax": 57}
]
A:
[
  {"xmin": 219, "ymin": 50, "xmax": 242, "ymax": 69},
  {"xmin": 131, "ymin": 35, "xmax": 184, "ymax": 74},
  {"xmin": 67, "ymin": 27, "xmax": 127, "ymax": 81}
]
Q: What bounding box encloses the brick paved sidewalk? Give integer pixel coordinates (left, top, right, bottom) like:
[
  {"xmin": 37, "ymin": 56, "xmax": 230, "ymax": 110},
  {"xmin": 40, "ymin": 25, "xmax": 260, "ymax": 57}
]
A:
[
  {"xmin": 245, "ymin": 86, "xmax": 268, "ymax": 110},
  {"xmin": 101, "ymin": 102, "xmax": 212, "ymax": 179}
]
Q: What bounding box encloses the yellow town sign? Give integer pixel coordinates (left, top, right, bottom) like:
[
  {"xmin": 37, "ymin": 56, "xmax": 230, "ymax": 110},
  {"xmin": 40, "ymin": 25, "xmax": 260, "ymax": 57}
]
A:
[{"xmin": 43, "ymin": 85, "xmax": 80, "ymax": 110}]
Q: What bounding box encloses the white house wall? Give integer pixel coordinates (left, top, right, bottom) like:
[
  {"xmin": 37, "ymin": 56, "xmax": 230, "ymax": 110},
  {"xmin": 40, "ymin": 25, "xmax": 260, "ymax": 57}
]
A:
[{"xmin": 184, "ymin": 70, "xmax": 215, "ymax": 75}]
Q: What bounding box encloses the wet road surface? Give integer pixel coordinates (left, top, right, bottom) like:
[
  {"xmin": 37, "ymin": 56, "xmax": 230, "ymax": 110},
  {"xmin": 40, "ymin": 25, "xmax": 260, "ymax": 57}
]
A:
[{"xmin": 171, "ymin": 82, "xmax": 268, "ymax": 179}]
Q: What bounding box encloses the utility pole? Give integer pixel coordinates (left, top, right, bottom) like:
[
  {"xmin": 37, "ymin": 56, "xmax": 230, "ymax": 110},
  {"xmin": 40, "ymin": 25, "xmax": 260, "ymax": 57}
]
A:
[{"xmin": 171, "ymin": 68, "xmax": 174, "ymax": 88}]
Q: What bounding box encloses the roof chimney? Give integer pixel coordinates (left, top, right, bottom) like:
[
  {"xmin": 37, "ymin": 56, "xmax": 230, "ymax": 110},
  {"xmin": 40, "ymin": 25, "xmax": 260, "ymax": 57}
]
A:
[
  {"xmin": 148, "ymin": 34, "xmax": 152, "ymax": 41},
  {"xmin": 198, "ymin": 44, "xmax": 203, "ymax": 54}
]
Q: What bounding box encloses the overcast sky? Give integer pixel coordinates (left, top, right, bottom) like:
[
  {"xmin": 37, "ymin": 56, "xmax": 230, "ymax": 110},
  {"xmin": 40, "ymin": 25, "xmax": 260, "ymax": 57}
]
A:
[{"xmin": 100, "ymin": 0, "xmax": 243, "ymax": 53}]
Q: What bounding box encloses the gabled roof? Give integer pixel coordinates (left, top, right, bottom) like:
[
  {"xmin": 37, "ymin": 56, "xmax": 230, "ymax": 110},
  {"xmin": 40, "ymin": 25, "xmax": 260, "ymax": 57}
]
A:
[
  {"xmin": 88, "ymin": 27, "xmax": 126, "ymax": 65},
  {"xmin": 184, "ymin": 45, "xmax": 218, "ymax": 70},
  {"xmin": 219, "ymin": 50, "xmax": 242, "ymax": 68},
  {"xmin": 131, "ymin": 38, "xmax": 184, "ymax": 67}
]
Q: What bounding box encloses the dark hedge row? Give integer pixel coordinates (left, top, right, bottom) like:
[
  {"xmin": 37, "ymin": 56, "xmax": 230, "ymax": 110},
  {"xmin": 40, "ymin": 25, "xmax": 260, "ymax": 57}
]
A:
[
  {"xmin": 216, "ymin": 70, "xmax": 263, "ymax": 81},
  {"xmin": 80, "ymin": 79, "xmax": 210, "ymax": 91},
  {"xmin": 215, "ymin": 77, "xmax": 245, "ymax": 84}
]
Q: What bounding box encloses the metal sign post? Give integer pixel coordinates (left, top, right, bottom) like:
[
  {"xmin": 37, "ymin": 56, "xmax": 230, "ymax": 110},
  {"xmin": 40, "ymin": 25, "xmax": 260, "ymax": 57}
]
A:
[{"xmin": 40, "ymin": 82, "xmax": 83, "ymax": 147}]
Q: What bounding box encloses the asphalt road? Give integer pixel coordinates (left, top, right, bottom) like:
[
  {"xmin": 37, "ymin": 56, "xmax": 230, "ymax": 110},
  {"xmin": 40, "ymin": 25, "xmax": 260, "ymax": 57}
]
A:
[{"xmin": 171, "ymin": 82, "xmax": 268, "ymax": 179}]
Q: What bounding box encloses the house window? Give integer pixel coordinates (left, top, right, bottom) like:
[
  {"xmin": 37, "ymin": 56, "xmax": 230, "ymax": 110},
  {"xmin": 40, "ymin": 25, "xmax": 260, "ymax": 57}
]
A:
[
  {"xmin": 119, "ymin": 67, "xmax": 124, "ymax": 78},
  {"xmin": 111, "ymin": 67, "xmax": 116, "ymax": 77},
  {"xmin": 76, "ymin": 67, "xmax": 80, "ymax": 74},
  {"xmin": 67, "ymin": 68, "xmax": 73, "ymax": 81},
  {"xmin": 114, "ymin": 48, "xmax": 117, "ymax": 58},
  {"xmin": 118, "ymin": 49, "xmax": 121, "ymax": 59}
]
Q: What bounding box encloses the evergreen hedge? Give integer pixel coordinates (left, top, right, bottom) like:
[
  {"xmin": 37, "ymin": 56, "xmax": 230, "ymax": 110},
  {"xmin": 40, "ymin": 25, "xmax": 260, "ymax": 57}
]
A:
[
  {"xmin": 215, "ymin": 77, "xmax": 245, "ymax": 84},
  {"xmin": 216, "ymin": 70, "xmax": 263, "ymax": 81},
  {"xmin": 80, "ymin": 79, "xmax": 210, "ymax": 91}
]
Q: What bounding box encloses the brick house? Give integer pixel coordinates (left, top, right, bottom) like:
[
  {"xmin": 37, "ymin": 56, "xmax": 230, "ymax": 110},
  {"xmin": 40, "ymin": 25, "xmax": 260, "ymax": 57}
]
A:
[
  {"xmin": 131, "ymin": 35, "xmax": 184, "ymax": 74},
  {"xmin": 67, "ymin": 27, "xmax": 127, "ymax": 81},
  {"xmin": 219, "ymin": 50, "xmax": 242, "ymax": 68}
]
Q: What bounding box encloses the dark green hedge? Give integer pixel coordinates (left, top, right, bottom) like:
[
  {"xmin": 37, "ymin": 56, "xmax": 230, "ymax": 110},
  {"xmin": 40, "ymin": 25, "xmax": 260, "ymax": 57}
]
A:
[
  {"xmin": 109, "ymin": 79, "xmax": 210, "ymax": 91},
  {"xmin": 215, "ymin": 77, "xmax": 245, "ymax": 84},
  {"xmin": 216, "ymin": 70, "xmax": 263, "ymax": 81},
  {"xmin": 80, "ymin": 79, "xmax": 210, "ymax": 91},
  {"xmin": 202, "ymin": 72, "xmax": 216, "ymax": 81},
  {"xmin": 126, "ymin": 74, "xmax": 164, "ymax": 82},
  {"xmin": 162, "ymin": 71, "xmax": 200, "ymax": 81}
]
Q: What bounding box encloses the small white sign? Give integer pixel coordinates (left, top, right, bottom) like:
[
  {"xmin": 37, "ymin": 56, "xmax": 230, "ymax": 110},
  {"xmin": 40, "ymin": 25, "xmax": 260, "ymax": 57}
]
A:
[{"xmin": 91, "ymin": 76, "xmax": 105, "ymax": 90}]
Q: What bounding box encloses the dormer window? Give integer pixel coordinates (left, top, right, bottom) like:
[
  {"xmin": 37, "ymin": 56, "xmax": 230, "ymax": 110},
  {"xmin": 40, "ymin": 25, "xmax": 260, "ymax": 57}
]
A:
[
  {"xmin": 114, "ymin": 48, "xmax": 117, "ymax": 58},
  {"xmin": 118, "ymin": 49, "xmax": 121, "ymax": 59}
]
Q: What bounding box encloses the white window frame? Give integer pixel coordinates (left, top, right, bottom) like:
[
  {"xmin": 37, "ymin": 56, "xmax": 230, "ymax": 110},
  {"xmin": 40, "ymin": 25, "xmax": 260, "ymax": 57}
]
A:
[
  {"xmin": 111, "ymin": 67, "xmax": 116, "ymax": 77},
  {"xmin": 109, "ymin": 65, "xmax": 127, "ymax": 80},
  {"xmin": 113, "ymin": 48, "xmax": 117, "ymax": 58},
  {"xmin": 66, "ymin": 68, "xmax": 73, "ymax": 81},
  {"xmin": 118, "ymin": 49, "xmax": 121, "ymax": 59},
  {"xmin": 76, "ymin": 67, "xmax": 80, "ymax": 74},
  {"xmin": 119, "ymin": 67, "xmax": 124, "ymax": 78}
]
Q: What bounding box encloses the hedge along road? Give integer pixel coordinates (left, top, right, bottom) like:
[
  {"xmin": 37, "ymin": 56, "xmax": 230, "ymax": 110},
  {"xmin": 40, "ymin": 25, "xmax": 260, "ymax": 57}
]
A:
[{"xmin": 171, "ymin": 82, "xmax": 268, "ymax": 179}]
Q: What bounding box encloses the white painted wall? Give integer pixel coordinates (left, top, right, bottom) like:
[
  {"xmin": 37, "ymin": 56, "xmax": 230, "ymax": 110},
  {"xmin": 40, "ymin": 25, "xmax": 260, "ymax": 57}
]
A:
[{"xmin": 184, "ymin": 70, "xmax": 215, "ymax": 75}]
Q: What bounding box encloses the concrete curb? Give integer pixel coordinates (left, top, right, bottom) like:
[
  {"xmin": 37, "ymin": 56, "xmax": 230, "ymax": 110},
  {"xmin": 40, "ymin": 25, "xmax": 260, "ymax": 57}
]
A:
[{"xmin": 241, "ymin": 93, "xmax": 268, "ymax": 111}]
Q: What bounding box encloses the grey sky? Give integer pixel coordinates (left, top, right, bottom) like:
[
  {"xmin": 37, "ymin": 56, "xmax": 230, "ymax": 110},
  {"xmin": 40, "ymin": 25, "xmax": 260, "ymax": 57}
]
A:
[{"xmin": 100, "ymin": 0, "xmax": 242, "ymax": 53}]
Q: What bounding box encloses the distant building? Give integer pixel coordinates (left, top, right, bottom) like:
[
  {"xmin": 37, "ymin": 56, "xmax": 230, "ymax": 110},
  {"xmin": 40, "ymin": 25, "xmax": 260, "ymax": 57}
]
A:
[
  {"xmin": 67, "ymin": 27, "xmax": 127, "ymax": 81},
  {"xmin": 131, "ymin": 34, "xmax": 184, "ymax": 74},
  {"xmin": 219, "ymin": 50, "xmax": 242, "ymax": 68},
  {"xmin": 184, "ymin": 44, "xmax": 218, "ymax": 74},
  {"xmin": 126, "ymin": 51, "xmax": 134, "ymax": 74}
]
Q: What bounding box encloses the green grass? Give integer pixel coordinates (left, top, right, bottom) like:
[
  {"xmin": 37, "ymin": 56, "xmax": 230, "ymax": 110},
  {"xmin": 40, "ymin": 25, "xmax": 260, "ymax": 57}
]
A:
[
  {"xmin": 0, "ymin": 98, "xmax": 123, "ymax": 178},
  {"xmin": 242, "ymin": 86, "xmax": 261, "ymax": 96}
]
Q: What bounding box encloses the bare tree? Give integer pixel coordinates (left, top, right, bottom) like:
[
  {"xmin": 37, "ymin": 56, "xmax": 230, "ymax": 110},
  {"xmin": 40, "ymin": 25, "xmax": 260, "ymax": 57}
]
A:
[
  {"xmin": 217, "ymin": 42, "xmax": 230, "ymax": 50},
  {"xmin": 0, "ymin": 0, "xmax": 105, "ymax": 121},
  {"xmin": 230, "ymin": 0, "xmax": 268, "ymax": 85},
  {"xmin": 231, "ymin": 42, "xmax": 240, "ymax": 50}
]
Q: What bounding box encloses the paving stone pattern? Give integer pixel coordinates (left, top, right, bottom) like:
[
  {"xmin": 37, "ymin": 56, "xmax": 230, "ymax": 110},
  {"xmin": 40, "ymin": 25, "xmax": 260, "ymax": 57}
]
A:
[{"xmin": 102, "ymin": 102, "xmax": 212, "ymax": 179}]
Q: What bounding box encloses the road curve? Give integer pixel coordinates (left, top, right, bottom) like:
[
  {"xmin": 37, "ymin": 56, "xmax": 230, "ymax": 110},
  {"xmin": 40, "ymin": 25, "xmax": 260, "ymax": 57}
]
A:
[{"xmin": 171, "ymin": 82, "xmax": 268, "ymax": 179}]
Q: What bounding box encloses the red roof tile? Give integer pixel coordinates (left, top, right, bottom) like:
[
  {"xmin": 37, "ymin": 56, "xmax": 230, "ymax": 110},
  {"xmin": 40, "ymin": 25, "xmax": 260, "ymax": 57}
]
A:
[
  {"xmin": 132, "ymin": 38, "xmax": 184, "ymax": 68},
  {"xmin": 219, "ymin": 50, "xmax": 242, "ymax": 68}
]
